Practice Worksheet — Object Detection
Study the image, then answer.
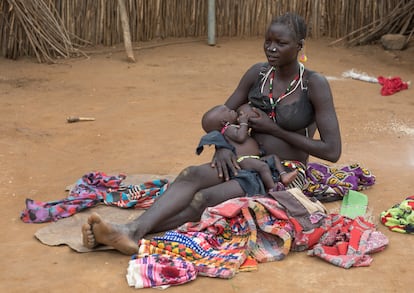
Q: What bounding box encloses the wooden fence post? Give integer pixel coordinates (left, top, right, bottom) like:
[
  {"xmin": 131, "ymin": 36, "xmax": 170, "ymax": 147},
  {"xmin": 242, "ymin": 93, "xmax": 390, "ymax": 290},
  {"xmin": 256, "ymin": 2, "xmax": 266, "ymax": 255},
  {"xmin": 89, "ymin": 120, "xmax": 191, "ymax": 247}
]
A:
[{"xmin": 117, "ymin": 0, "xmax": 135, "ymax": 62}]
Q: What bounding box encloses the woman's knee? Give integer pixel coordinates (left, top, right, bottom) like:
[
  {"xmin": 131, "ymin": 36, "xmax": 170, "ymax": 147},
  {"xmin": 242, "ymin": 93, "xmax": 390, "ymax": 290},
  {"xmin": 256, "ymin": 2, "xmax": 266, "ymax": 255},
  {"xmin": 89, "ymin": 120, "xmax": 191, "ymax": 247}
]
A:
[
  {"xmin": 176, "ymin": 165, "xmax": 203, "ymax": 182},
  {"xmin": 189, "ymin": 192, "xmax": 208, "ymax": 215}
]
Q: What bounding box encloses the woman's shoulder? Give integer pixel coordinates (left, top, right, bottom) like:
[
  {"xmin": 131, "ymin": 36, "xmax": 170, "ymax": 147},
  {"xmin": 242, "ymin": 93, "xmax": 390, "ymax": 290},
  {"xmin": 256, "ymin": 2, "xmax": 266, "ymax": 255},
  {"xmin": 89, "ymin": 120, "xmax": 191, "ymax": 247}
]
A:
[
  {"xmin": 304, "ymin": 67, "xmax": 333, "ymax": 103},
  {"xmin": 242, "ymin": 62, "xmax": 270, "ymax": 82},
  {"xmin": 304, "ymin": 68, "xmax": 329, "ymax": 86}
]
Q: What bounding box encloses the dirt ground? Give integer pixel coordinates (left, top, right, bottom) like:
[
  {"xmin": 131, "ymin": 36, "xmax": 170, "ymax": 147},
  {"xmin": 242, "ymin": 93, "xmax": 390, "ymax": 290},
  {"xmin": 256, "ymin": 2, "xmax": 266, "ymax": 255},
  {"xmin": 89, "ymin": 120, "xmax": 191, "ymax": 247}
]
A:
[{"xmin": 1, "ymin": 37, "xmax": 413, "ymax": 293}]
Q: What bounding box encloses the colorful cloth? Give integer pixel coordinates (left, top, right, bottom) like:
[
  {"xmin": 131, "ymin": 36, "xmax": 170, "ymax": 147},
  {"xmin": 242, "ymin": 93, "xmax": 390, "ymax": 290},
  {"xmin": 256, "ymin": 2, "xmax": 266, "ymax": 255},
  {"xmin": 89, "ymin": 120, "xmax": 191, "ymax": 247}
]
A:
[
  {"xmin": 104, "ymin": 179, "xmax": 169, "ymax": 209},
  {"xmin": 20, "ymin": 172, "xmax": 169, "ymax": 223},
  {"xmin": 135, "ymin": 190, "xmax": 327, "ymax": 279},
  {"xmin": 126, "ymin": 254, "xmax": 197, "ymax": 289},
  {"xmin": 380, "ymin": 195, "xmax": 414, "ymax": 234},
  {"xmin": 377, "ymin": 76, "xmax": 409, "ymax": 96},
  {"xmin": 20, "ymin": 172, "xmax": 124, "ymax": 223},
  {"xmin": 307, "ymin": 214, "xmax": 388, "ymax": 268},
  {"xmin": 304, "ymin": 162, "xmax": 376, "ymax": 202}
]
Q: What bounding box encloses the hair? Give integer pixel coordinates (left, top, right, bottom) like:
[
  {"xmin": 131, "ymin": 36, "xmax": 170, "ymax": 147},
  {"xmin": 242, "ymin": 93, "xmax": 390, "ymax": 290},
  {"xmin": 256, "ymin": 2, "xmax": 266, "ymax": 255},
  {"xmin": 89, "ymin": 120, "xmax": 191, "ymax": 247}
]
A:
[{"xmin": 270, "ymin": 12, "xmax": 307, "ymax": 41}]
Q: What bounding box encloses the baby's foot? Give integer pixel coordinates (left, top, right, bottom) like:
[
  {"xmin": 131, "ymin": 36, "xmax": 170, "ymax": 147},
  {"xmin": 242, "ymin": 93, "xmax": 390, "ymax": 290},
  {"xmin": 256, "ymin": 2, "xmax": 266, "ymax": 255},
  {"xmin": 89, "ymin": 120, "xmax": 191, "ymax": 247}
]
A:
[{"xmin": 281, "ymin": 170, "xmax": 298, "ymax": 186}]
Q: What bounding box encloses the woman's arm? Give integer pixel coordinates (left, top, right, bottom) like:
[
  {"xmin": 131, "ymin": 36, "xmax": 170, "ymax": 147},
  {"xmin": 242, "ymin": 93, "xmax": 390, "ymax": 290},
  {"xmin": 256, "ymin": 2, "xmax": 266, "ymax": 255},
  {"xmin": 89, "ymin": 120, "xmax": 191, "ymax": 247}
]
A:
[
  {"xmin": 224, "ymin": 63, "xmax": 263, "ymax": 110},
  {"xmin": 249, "ymin": 73, "xmax": 342, "ymax": 163}
]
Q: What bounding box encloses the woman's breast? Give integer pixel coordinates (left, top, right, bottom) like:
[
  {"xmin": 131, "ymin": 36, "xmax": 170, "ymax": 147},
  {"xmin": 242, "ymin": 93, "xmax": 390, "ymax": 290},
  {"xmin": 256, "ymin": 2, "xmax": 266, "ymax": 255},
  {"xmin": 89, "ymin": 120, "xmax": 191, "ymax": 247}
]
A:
[{"xmin": 275, "ymin": 94, "xmax": 314, "ymax": 131}]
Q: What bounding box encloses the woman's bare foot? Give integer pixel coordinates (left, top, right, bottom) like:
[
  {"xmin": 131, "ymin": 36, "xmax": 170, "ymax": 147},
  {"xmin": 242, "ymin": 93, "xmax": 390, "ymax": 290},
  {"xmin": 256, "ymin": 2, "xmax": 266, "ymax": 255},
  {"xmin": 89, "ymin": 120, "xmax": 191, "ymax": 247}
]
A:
[
  {"xmin": 81, "ymin": 212, "xmax": 138, "ymax": 255},
  {"xmin": 281, "ymin": 169, "xmax": 298, "ymax": 186}
]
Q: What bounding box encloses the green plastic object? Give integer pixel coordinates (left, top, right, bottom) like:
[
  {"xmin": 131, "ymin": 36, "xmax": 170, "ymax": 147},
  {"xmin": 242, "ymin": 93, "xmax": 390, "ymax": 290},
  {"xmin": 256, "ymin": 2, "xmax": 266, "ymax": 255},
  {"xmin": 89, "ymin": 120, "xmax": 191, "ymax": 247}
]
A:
[{"xmin": 340, "ymin": 190, "xmax": 368, "ymax": 219}]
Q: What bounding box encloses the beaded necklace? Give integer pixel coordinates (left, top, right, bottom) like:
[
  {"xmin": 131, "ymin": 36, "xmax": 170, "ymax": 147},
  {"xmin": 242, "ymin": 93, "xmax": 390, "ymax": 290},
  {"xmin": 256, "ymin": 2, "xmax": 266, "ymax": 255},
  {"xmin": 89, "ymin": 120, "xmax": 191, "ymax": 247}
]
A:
[{"xmin": 267, "ymin": 65, "xmax": 302, "ymax": 121}]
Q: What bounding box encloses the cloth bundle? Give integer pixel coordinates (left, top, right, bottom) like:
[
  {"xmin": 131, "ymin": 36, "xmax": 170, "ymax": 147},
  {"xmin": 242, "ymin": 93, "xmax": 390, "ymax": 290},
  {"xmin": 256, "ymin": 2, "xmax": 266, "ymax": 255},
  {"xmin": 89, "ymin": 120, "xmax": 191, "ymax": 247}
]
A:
[
  {"xmin": 377, "ymin": 76, "xmax": 409, "ymax": 96},
  {"xmin": 304, "ymin": 162, "xmax": 376, "ymax": 202},
  {"xmin": 127, "ymin": 189, "xmax": 327, "ymax": 285},
  {"xmin": 307, "ymin": 214, "xmax": 388, "ymax": 268},
  {"xmin": 380, "ymin": 195, "xmax": 414, "ymax": 234},
  {"xmin": 126, "ymin": 254, "xmax": 197, "ymax": 289}
]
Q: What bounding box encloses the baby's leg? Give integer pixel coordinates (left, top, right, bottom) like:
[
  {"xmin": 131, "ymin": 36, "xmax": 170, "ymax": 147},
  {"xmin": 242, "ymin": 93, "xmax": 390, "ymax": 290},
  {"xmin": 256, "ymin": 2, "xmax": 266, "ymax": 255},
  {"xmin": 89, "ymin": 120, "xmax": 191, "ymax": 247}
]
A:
[
  {"xmin": 239, "ymin": 158, "xmax": 275, "ymax": 190},
  {"xmin": 262, "ymin": 155, "xmax": 298, "ymax": 186}
]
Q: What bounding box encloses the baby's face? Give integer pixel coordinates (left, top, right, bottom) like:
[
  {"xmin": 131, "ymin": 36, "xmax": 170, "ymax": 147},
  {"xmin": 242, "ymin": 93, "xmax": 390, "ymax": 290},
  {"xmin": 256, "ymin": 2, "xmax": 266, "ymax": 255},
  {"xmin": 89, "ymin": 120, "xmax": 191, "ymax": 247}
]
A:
[{"xmin": 219, "ymin": 106, "xmax": 238, "ymax": 123}]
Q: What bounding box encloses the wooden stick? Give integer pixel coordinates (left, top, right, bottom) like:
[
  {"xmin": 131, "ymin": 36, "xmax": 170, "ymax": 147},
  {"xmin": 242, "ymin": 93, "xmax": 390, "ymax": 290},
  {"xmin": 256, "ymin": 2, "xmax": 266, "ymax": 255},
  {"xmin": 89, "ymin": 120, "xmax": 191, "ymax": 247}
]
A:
[
  {"xmin": 67, "ymin": 116, "xmax": 96, "ymax": 123},
  {"xmin": 117, "ymin": 0, "xmax": 135, "ymax": 63}
]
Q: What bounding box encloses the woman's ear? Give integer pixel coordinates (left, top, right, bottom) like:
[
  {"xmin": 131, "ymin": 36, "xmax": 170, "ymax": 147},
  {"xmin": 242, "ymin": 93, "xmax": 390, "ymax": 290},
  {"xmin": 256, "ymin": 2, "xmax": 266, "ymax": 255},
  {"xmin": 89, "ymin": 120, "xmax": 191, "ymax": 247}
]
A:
[
  {"xmin": 298, "ymin": 39, "xmax": 307, "ymax": 62},
  {"xmin": 298, "ymin": 39, "xmax": 305, "ymax": 50}
]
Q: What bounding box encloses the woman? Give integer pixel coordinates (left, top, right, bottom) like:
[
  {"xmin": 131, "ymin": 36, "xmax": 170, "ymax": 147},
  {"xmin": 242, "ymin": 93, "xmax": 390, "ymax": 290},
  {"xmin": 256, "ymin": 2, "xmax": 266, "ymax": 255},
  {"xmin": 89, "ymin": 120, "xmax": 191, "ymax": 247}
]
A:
[{"xmin": 82, "ymin": 12, "xmax": 341, "ymax": 255}]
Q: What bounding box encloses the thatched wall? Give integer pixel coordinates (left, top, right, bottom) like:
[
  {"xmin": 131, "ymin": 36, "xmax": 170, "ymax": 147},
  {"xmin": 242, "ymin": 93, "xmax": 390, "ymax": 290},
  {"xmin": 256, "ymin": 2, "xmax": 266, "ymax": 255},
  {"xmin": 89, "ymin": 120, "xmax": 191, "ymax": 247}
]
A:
[{"xmin": 1, "ymin": 0, "xmax": 413, "ymax": 62}]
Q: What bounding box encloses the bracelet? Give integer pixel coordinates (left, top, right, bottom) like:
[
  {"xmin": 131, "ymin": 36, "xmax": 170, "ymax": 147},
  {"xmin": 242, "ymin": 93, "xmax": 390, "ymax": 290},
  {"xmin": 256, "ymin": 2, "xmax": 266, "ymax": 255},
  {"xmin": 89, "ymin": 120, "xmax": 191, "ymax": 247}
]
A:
[
  {"xmin": 279, "ymin": 171, "xmax": 287, "ymax": 175},
  {"xmin": 239, "ymin": 122, "xmax": 248, "ymax": 126}
]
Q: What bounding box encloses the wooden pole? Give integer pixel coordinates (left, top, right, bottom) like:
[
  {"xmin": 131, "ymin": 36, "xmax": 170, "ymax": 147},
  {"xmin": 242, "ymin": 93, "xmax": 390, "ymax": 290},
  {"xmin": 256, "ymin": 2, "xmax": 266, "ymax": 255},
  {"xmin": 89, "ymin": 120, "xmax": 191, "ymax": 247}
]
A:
[
  {"xmin": 207, "ymin": 0, "xmax": 215, "ymax": 45},
  {"xmin": 117, "ymin": 0, "xmax": 135, "ymax": 62}
]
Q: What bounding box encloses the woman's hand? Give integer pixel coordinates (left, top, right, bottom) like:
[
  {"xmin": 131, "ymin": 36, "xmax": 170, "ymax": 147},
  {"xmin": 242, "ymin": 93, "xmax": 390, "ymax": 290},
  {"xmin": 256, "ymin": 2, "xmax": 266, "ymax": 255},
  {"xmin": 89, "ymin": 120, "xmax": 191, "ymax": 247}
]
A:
[
  {"xmin": 211, "ymin": 148, "xmax": 240, "ymax": 181},
  {"xmin": 248, "ymin": 108, "xmax": 280, "ymax": 135}
]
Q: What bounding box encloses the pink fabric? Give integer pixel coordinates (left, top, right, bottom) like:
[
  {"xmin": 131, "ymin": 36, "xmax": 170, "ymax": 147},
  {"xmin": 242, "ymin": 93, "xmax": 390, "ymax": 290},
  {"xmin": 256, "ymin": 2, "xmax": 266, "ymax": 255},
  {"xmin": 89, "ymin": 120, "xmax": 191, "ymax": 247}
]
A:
[{"xmin": 126, "ymin": 254, "xmax": 197, "ymax": 288}]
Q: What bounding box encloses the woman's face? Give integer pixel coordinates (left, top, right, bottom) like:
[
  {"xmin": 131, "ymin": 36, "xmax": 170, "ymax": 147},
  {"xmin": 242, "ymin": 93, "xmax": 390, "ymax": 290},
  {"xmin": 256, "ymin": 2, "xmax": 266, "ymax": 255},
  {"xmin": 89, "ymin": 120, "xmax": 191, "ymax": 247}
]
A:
[{"xmin": 263, "ymin": 23, "xmax": 300, "ymax": 67}]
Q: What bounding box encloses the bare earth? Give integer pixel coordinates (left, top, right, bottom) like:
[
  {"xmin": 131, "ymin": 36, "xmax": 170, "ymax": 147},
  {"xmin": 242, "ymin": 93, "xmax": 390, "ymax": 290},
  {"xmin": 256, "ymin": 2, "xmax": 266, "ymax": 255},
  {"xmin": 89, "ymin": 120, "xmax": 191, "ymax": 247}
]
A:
[{"xmin": 1, "ymin": 37, "xmax": 413, "ymax": 293}]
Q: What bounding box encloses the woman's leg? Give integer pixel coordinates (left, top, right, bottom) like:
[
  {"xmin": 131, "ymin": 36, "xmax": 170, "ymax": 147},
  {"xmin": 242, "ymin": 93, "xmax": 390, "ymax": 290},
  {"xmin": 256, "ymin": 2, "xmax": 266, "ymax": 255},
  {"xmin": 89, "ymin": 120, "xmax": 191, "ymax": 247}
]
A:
[
  {"xmin": 82, "ymin": 163, "xmax": 225, "ymax": 254},
  {"xmin": 149, "ymin": 179, "xmax": 245, "ymax": 233}
]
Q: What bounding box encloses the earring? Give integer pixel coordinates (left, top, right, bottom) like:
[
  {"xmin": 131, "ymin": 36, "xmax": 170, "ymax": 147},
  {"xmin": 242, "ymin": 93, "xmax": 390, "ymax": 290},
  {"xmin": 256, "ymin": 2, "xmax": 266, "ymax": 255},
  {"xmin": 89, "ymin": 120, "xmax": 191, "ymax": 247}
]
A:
[
  {"xmin": 299, "ymin": 44, "xmax": 308, "ymax": 63},
  {"xmin": 299, "ymin": 40, "xmax": 307, "ymax": 62},
  {"xmin": 299, "ymin": 51, "xmax": 307, "ymax": 62}
]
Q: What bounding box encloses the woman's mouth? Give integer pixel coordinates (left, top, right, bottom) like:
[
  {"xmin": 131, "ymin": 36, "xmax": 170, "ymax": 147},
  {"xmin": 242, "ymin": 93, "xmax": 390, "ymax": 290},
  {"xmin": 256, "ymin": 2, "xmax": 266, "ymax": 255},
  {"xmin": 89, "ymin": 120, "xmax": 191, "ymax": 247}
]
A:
[{"xmin": 267, "ymin": 55, "xmax": 279, "ymax": 61}]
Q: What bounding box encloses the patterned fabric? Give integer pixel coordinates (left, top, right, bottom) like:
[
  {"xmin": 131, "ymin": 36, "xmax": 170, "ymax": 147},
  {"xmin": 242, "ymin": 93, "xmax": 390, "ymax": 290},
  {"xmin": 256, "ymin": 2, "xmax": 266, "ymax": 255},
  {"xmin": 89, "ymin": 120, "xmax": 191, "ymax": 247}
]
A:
[
  {"xmin": 20, "ymin": 172, "xmax": 125, "ymax": 223},
  {"xmin": 126, "ymin": 254, "xmax": 197, "ymax": 289},
  {"xmin": 20, "ymin": 172, "xmax": 169, "ymax": 223},
  {"xmin": 135, "ymin": 193, "xmax": 327, "ymax": 279},
  {"xmin": 304, "ymin": 162, "xmax": 376, "ymax": 202},
  {"xmin": 307, "ymin": 214, "xmax": 388, "ymax": 268},
  {"xmin": 104, "ymin": 179, "xmax": 169, "ymax": 209},
  {"xmin": 380, "ymin": 195, "xmax": 414, "ymax": 234},
  {"xmin": 283, "ymin": 160, "xmax": 307, "ymax": 189}
]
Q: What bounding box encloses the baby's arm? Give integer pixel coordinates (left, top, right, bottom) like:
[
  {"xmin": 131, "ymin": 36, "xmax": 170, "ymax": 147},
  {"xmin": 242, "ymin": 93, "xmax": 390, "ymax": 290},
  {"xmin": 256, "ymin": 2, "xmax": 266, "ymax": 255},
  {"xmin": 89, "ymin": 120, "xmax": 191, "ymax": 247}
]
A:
[{"xmin": 223, "ymin": 112, "xmax": 249, "ymax": 143}]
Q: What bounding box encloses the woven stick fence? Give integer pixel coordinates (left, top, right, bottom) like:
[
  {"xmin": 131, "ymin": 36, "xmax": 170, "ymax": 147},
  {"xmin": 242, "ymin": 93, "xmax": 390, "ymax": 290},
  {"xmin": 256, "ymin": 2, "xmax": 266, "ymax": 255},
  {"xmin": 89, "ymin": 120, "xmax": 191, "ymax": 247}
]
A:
[{"xmin": 1, "ymin": 0, "xmax": 412, "ymax": 63}]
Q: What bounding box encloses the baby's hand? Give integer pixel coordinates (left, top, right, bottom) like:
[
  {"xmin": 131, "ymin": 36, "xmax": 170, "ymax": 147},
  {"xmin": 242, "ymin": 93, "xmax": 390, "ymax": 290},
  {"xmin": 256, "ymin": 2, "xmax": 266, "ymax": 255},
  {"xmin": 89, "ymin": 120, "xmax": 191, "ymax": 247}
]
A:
[{"xmin": 237, "ymin": 111, "xmax": 249, "ymax": 124}]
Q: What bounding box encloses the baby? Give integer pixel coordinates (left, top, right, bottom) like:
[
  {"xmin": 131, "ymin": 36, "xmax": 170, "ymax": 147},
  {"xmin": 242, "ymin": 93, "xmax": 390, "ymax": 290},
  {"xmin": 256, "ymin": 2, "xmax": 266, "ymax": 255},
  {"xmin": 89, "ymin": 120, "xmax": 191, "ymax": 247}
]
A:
[{"xmin": 201, "ymin": 104, "xmax": 297, "ymax": 191}]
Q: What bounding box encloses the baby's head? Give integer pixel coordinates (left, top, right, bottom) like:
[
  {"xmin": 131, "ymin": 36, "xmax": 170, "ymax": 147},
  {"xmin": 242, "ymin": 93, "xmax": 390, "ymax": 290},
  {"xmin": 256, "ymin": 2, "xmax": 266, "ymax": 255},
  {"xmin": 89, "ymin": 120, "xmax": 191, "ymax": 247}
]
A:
[{"xmin": 202, "ymin": 105, "xmax": 238, "ymax": 133}]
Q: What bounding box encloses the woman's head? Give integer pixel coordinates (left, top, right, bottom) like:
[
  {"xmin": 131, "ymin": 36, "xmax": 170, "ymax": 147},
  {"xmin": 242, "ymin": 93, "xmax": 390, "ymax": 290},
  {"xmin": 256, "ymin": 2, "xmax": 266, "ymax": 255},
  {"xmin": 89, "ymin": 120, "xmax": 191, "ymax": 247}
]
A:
[
  {"xmin": 264, "ymin": 12, "xmax": 307, "ymax": 67},
  {"xmin": 202, "ymin": 105, "xmax": 238, "ymax": 133}
]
